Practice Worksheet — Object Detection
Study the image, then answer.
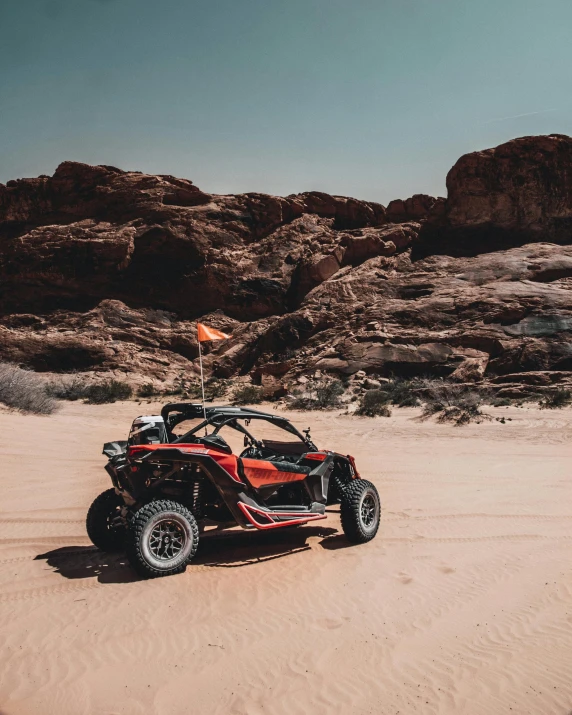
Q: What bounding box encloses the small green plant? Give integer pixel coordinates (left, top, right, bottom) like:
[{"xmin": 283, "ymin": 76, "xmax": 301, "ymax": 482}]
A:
[
  {"xmin": 539, "ymin": 388, "xmax": 572, "ymax": 409},
  {"xmin": 232, "ymin": 385, "xmax": 265, "ymax": 405},
  {"xmin": 84, "ymin": 380, "xmax": 133, "ymax": 404},
  {"xmin": 356, "ymin": 389, "xmax": 391, "ymax": 417}
]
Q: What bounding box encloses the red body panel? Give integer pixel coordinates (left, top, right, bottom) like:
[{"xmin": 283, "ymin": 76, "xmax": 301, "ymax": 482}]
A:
[
  {"xmin": 125, "ymin": 443, "xmax": 361, "ymax": 533},
  {"xmin": 241, "ymin": 458, "xmax": 307, "ymax": 488}
]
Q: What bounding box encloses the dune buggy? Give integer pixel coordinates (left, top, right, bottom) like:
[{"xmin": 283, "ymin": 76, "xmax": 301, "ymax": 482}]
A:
[{"xmin": 87, "ymin": 403, "xmax": 381, "ymax": 578}]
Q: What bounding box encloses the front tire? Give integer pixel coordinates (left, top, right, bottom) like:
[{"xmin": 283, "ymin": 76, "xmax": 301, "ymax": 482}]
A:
[
  {"xmin": 125, "ymin": 500, "xmax": 199, "ymax": 578},
  {"xmin": 86, "ymin": 488, "xmax": 126, "ymax": 552},
  {"xmin": 340, "ymin": 479, "xmax": 381, "ymax": 543}
]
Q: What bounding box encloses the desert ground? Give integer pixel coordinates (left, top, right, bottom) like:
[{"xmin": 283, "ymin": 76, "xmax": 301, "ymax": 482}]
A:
[{"xmin": 0, "ymin": 401, "xmax": 571, "ymax": 715}]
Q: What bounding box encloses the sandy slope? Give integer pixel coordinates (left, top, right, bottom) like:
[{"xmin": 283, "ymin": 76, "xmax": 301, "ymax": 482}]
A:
[{"xmin": 0, "ymin": 401, "xmax": 571, "ymax": 715}]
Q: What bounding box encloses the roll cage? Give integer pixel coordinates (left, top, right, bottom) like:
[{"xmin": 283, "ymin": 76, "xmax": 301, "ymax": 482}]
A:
[{"xmin": 161, "ymin": 403, "xmax": 318, "ymax": 452}]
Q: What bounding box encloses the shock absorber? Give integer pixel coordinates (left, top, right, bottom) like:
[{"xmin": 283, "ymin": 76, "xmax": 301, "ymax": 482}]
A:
[{"xmin": 191, "ymin": 477, "xmax": 204, "ymax": 521}]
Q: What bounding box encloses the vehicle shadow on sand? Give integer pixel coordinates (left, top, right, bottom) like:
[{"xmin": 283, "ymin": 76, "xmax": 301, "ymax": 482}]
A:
[{"xmin": 35, "ymin": 525, "xmax": 345, "ymax": 584}]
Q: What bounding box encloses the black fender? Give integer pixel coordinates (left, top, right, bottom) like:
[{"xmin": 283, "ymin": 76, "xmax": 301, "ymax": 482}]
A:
[{"xmin": 304, "ymin": 452, "xmax": 335, "ymax": 504}]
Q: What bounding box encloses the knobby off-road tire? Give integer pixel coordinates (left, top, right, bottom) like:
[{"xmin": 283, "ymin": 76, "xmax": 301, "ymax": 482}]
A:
[
  {"xmin": 340, "ymin": 479, "xmax": 381, "ymax": 544},
  {"xmin": 125, "ymin": 500, "xmax": 199, "ymax": 579},
  {"xmin": 86, "ymin": 488, "xmax": 126, "ymax": 552}
]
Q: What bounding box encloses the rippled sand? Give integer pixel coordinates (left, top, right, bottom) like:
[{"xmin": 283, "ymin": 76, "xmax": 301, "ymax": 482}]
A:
[{"xmin": 1, "ymin": 401, "xmax": 571, "ymax": 714}]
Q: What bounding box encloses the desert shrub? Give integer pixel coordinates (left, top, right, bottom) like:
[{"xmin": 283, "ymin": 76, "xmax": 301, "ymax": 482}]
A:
[
  {"xmin": 164, "ymin": 386, "xmax": 183, "ymax": 396},
  {"xmin": 137, "ymin": 383, "xmax": 158, "ymax": 398},
  {"xmin": 205, "ymin": 379, "xmax": 229, "ymax": 400},
  {"xmin": 46, "ymin": 375, "xmax": 134, "ymax": 404},
  {"xmin": 356, "ymin": 389, "xmax": 391, "ymax": 417},
  {"xmin": 315, "ymin": 380, "xmax": 345, "ymax": 408},
  {"xmin": 185, "ymin": 382, "xmax": 204, "ymax": 399},
  {"xmin": 84, "ymin": 380, "xmax": 133, "ymax": 404},
  {"xmin": 380, "ymin": 377, "xmax": 424, "ymax": 407},
  {"xmin": 0, "ymin": 362, "xmax": 58, "ymax": 415},
  {"xmin": 232, "ymin": 385, "xmax": 265, "ymax": 405},
  {"xmin": 290, "ymin": 379, "xmax": 345, "ymax": 410},
  {"xmin": 539, "ymin": 388, "xmax": 572, "ymax": 409},
  {"xmin": 45, "ymin": 375, "xmax": 90, "ymax": 401},
  {"xmin": 421, "ymin": 381, "xmax": 490, "ymax": 425}
]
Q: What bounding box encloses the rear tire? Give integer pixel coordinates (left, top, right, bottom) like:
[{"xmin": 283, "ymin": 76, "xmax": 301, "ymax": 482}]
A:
[
  {"xmin": 86, "ymin": 488, "xmax": 126, "ymax": 552},
  {"xmin": 339, "ymin": 479, "xmax": 380, "ymax": 543},
  {"xmin": 125, "ymin": 500, "xmax": 199, "ymax": 579}
]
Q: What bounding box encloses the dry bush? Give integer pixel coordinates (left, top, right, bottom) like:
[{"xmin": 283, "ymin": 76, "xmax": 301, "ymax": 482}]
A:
[
  {"xmin": 421, "ymin": 381, "xmax": 491, "ymax": 425},
  {"xmin": 0, "ymin": 363, "xmax": 58, "ymax": 415},
  {"xmin": 46, "ymin": 376, "xmax": 133, "ymax": 404},
  {"xmin": 232, "ymin": 385, "xmax": 265, "ymax": 405},
  {"xmin": 137, "ymin": 383, "xmax": 159, "ymax": 398},
  {"xmin": 356, "ymin": 389, "xmax": 392, "ymax": 417},
  {"xmin": 290, "ymin": 379, "xmax": 345, "ymax": 410},
  {"xmin": 45, "ymin": 375, "xmax": 90, "ymax": 401},
  {"xmin": 378, "ymin": 377, "xmax": 423, "ymax": 407},
  {"xmin": 539, "ymin": 388, "xmax": 572, "ymax": 409},
  {"xmin": 205, "ymin": 379, "xmax": 229, "ymax": 400},
  {"xmin": 84, "ymin": 380, "xmax": 133, "ymax": 404}
]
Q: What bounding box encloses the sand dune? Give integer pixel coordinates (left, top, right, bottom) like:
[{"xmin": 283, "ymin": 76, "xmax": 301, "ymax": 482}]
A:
[{"xmin": 1, "ymin": 401, "xmax": 571, "ymax": 714}]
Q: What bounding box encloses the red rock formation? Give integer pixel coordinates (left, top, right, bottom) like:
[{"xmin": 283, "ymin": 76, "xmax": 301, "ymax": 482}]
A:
[
  {"xmin": 416, "ymin": 134, "xmax": 572, "ymax": 257},
  {"xmin": 386, "ymin": 194, "xmax": 442, "ymax": 223},
  {"xmin": 2, "ymin": 136, "xmax": 572, "ymax": 394},
  {"xmin": 0, "ymin": 162, "xmax": 393, "ymax": 319}
]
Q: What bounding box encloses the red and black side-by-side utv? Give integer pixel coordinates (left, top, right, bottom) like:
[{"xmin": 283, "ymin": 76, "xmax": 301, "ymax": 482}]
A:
[{"xmin": 87, "ymin": 403, "xmax": 381, "ymax": 578}]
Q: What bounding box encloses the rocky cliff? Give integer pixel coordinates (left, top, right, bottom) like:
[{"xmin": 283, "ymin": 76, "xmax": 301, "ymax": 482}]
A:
[{"xmin": 2, "ymin": 134, "xmax": 572, "ymax": 396}]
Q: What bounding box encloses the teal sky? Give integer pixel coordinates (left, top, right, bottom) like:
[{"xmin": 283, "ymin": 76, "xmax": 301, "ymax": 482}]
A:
[{"xmin": 1, "ymin": 0, "xmax": 571, "ymax": 203}]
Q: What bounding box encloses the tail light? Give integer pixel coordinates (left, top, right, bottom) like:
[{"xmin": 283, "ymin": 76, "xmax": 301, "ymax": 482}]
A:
[{"xmin": 128, "ymin": 445, "xmax": 154, "ymax": 459}]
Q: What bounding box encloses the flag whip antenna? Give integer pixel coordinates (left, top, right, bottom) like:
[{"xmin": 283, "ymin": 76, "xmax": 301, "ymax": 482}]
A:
[
  {"xmin": 196, "ymin": 322, "xmax": 230, "ymax": 434},
  {"xmin": 197, "ymin": 329, "xmax": 208, "ymax": 432}
]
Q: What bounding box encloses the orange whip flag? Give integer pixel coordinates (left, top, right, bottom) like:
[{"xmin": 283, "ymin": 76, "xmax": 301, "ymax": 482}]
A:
[
  {"xmin": 196, "ymin": 322, "xmax": 231, "ymax": 425},
  {"xmin": 197, "ymin": 322, "xmax": 231, "ymax": 342}
]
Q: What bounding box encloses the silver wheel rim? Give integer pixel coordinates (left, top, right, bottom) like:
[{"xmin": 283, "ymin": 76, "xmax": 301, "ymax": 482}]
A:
[
  {"xmin": 148, "ymin": 519, "xmax": 187, "ymax": 561},
  {"xmin": 141, "ymin": 511, "xmax": 194, "ymax": 570},
  {"xmin": 360, "ymin": 493, "xmax": 378, "ymax": 531}
]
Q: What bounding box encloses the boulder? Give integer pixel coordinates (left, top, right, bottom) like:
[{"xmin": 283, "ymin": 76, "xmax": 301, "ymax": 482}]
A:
[
  {"xmin": 415, "ymin": 134, "xmax": 572, "ymax": 257},
  {"xmin": 386, "ymin": 194, "xmax": 442, "ymax": 223}
]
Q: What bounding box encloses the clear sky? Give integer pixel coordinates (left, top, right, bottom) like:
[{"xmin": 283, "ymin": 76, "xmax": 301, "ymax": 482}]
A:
[{"xmin": 1, "ymin": 0, "xmax": 571, "ymax": 203}]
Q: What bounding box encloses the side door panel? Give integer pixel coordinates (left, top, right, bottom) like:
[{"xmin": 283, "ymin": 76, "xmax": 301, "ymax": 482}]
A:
[{"xmin": 241, "ymin": 458, "xmax": 308, "ymax": 490}]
